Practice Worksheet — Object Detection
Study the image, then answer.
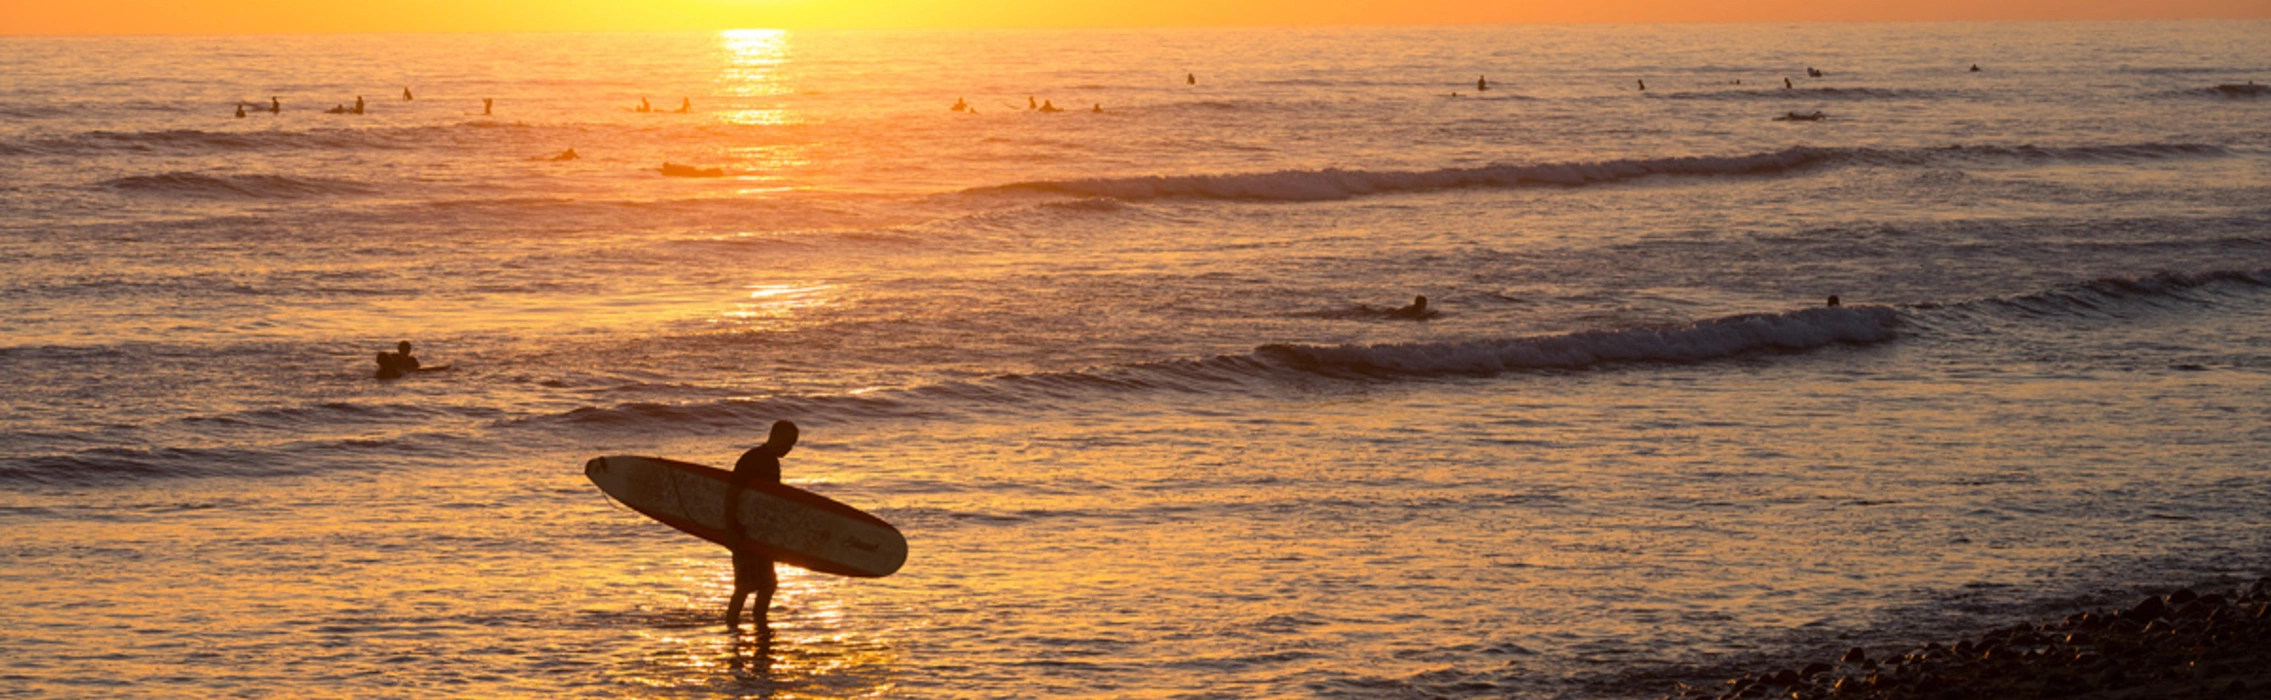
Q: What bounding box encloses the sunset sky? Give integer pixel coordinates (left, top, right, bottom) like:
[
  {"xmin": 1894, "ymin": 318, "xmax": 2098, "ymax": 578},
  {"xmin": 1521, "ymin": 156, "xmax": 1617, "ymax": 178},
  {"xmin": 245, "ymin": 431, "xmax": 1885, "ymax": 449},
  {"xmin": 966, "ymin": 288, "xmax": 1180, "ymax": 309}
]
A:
[{"xmin": 4, "ymin": 0, "xmax": 2268, "ymax": 34}]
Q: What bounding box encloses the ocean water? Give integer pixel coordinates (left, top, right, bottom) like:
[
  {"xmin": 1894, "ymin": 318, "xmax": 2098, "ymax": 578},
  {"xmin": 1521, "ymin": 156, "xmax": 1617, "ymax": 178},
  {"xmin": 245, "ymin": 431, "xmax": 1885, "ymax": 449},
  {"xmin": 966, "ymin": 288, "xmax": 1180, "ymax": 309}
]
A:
[{"xmin": 3, "ymin": 21, "xmax": 2270, "ymax": 698}]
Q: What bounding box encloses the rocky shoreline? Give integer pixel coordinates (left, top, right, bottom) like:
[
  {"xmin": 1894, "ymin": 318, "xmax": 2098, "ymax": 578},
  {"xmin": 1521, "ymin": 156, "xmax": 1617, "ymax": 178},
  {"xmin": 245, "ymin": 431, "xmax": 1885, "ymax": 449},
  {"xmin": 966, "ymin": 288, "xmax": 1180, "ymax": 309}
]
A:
[{"xmin": 1660, "ymin": 578, "xmax": 2271, "ymax": 700}]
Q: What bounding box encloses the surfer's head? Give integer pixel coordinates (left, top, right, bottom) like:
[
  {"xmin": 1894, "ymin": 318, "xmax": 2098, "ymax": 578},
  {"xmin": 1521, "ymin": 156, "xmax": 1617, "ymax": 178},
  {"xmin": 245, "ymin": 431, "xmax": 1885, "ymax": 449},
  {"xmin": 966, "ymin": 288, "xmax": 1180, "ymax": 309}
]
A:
[
  {"xmin": 397, "ymin": 340, "xmax": 413, "ymax": 354},
  {"xmin": 762, "ymin": 420, "xmax": 799, "ymax": 457}
]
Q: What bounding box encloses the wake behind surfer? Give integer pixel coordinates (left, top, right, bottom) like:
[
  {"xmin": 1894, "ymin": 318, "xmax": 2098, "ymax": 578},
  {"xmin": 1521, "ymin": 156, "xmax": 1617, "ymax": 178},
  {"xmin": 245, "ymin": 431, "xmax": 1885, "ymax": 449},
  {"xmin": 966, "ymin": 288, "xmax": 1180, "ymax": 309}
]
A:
[{"xmin": 724, "ymin": 420, "xmax": 799, "ymax": 632}]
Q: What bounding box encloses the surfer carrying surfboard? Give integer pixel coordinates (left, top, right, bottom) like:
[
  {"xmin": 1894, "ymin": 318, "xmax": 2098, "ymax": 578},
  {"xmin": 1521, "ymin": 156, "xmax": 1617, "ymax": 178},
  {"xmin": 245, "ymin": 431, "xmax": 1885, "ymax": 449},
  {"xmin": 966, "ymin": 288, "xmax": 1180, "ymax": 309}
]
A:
[{"xmin": 724, "ymin": 420, "xmax": 799, "ymax": 631}]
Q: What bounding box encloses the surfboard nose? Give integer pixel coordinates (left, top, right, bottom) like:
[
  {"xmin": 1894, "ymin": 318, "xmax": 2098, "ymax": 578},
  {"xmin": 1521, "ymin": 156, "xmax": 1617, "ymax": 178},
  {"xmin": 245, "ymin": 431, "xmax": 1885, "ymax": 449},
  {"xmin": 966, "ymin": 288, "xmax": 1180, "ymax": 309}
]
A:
[{"xmin": 584, "ymin": 456, "xmax": 609, "ymax": 479}]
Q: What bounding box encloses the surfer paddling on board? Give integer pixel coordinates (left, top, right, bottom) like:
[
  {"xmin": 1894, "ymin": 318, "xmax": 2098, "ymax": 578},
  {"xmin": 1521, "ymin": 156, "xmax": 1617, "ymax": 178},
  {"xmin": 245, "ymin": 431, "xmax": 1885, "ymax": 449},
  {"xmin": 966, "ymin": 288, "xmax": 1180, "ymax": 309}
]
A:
[{"xmin": 724, "ymin": 420, "xmax": 799, "ymax": 631}]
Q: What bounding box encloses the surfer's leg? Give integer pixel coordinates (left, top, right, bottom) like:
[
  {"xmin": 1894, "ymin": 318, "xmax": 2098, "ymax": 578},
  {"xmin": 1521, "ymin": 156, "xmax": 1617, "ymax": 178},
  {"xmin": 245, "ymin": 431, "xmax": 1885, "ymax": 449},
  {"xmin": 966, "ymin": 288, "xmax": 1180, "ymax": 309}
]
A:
[
  {"xmin": 726, "ymin": 587, "xmax": 749, "ymax": 629},
  {"xmin": 754, "ymin": 562, "xmax": 778, "ymax": 626}
]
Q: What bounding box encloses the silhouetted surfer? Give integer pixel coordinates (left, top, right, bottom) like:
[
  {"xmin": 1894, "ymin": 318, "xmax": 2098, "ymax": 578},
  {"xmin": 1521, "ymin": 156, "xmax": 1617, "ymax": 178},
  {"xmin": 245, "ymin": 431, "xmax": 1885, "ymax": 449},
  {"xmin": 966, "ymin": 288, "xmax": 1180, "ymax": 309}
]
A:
[
  {"xmin": 269, "ymin": 97, "xmax": 280, "ymax": 114},
  {"xmin": 1028, "ymin": 95, "xmax": 1037, "ymax": 110},
  {"xmin": 678, "ymin": 97, "xmax": 691, "ymax": 113},
  {"xmin": 1092, "ymin": 103, "xmax": 1103, "ymax": 113},
  {"xmin": 483, "ymin": 98, "xmax": 493, "ymax": 115},
  {"xmin": 1636, "ymin": 79, "xmax": 1646, "ymax": 91},
  {"xmin": 1478, "ymin": 75, "xmax": 1489, "ymax": 92},
  {"xmin": 1389, "ymin": 295, "xmax": 1437, "ymax": 320},
  {"xmin": 1826, "ymin": 295, "xmax": 1841, "ymax": 307},
  {"xmin": 547, "ymin": 148, "xmax": 578, "ymax": 161},
  {"xmin": 638, "ymin": 97, "xmax": 651, "ymax": 113},
  {"xmin": 403, "ymin": 87, "xmax": 413, "ymax": 101},
  {"xmin": 1187, "ymin": 72, "xmax": 1196, "ymax": 85},
  {"xmin": 1970, "ymin": 64, "xmax": 1982, "ymax": 72},
  {"xmin": 235, "ymin": 103, "xmax": 246, "ymax": 118},
  {"xmin": 1785, "ymin": 77, "xmax": 1793, "ymax": 89},
  {"xmin": 1039, "ymin": 100, "xmax": 1062, "ymax": 112},
  {"xmin": 374, "ymin": 340, "xmax": 421, "ymax": 379},
  {"xmin": 724, "ymin": 420, "xmax": 799, "ymax": 632},
  {"xmin": 353, "ymin": 96, "xmax": 365, "ymax": 115},
  {"xmin": 951, "ymin": 97, "xmax": 968, "ymax": 111}
]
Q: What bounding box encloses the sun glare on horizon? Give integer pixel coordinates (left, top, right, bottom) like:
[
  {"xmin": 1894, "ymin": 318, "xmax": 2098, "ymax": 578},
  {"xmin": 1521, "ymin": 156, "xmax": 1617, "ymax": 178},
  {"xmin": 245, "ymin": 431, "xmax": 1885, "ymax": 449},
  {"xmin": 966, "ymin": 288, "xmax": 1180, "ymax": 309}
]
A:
[{"xmin": 3, "ymin": 0, "xmax": 2268, "ymax": 34}]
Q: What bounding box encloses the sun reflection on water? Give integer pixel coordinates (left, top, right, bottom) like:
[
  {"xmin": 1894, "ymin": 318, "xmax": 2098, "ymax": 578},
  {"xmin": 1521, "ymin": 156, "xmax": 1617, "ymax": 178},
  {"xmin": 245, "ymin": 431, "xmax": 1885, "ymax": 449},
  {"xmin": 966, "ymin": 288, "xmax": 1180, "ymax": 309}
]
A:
[
  {"xmin": 726, "ymin": 283, "xmax": 836, "ymax": 324},
  {"xmin": 615, "ymin": 562, "xmax": 900, "ymax": 698}
]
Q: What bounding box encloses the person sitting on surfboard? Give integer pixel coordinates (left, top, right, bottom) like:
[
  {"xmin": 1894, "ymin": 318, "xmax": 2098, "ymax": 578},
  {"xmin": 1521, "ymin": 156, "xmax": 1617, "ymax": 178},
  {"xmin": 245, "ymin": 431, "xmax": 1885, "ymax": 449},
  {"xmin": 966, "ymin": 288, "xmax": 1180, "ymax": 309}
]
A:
[
  {"xmin": 724, "ymin": 420, "xmax": 799, "ymax": 631},
  {"xmin": 374, "ymin": 340, "xmax": 434, "ymax": 379}
]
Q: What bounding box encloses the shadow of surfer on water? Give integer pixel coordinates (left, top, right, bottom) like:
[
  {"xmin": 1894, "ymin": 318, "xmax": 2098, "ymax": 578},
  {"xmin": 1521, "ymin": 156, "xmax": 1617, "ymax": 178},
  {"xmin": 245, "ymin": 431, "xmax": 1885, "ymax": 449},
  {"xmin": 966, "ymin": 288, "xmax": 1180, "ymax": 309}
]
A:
[{"xmin": 725, "ymin": 420, "xmax": 799, "ymax": 633}]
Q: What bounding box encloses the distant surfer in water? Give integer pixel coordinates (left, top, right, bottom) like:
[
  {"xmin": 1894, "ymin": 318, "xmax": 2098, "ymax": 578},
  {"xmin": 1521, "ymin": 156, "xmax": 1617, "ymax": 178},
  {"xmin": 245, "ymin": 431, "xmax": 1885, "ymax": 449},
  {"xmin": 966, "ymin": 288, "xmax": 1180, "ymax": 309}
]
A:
[
  {"xmin": 678, "ymin": 97, "xmax": 691, "ymax": 114},
  {"xmin": 269, "ymin": 97, "xmax": 280, "ymax": 114},
  {"xmin": 724, "ymin": 420, "xmax": 799, "ymax": 632},
  {"xmin": 374, "ymin": 340, "xmax": 421, "ymax": 379},
  {"xmin": 1477, "ymin": 75, "xmax": 1489, "ymax": 92},
  {"xmin": 1636, "ymin": 79, "xmax": 1646, "ymax": 92},
  {"xmin": 483, "ymin": 98, "xmax": 493, "ymax": 115},
  {"xmin": 1826, "ymin": 295, "xmax": 1841, "ymax": 307},
  {"xmin": 1389, "ymin": 295, "xmax": 1437, "ymax": 320},
  {"xmin": 403, "ymin": 87, "xmax": 413, "ymax": 101}
]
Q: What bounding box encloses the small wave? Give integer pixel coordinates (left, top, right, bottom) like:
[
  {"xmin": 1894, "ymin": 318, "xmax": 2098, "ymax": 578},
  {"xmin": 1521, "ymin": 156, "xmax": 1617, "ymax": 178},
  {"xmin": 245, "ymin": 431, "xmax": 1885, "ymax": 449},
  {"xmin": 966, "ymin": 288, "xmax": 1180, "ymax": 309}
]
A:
[
  {"xmin": 99, "ymin": 172, "xmax": 377, "ymax": 200},
  {"xmin": 0, "ymin": 446, "xmax": 303, "ymax": 486},
  {"xmin": 977, "ymin": 147, "xmax": 1844, "ymax": 202},
  {"xmin": 1665, "ymin": 86, "xmax": 1947, "ymax": 101},
  {"xmin": 1260, "ymin": 306, "xmax": 1899, "ymax": 377},
  {"xmin": 1976, "ymin": 268, "xmax": 2271, "ymax": 318},
  {"xmin": 968, "ymin": 142, "xmax": 2227, "ymax": 203},
  {"xmin": 526, "ymin": 306, "xmax": 1897, "ymax": 433}
]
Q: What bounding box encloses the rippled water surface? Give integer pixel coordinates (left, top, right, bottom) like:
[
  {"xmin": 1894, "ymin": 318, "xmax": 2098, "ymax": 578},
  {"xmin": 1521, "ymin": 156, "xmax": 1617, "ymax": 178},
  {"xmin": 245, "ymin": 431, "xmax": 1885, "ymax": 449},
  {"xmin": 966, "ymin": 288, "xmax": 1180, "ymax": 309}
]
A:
[{"xmin": 2, "ymin": 21, "xmax": 2269, "ymax": 699}]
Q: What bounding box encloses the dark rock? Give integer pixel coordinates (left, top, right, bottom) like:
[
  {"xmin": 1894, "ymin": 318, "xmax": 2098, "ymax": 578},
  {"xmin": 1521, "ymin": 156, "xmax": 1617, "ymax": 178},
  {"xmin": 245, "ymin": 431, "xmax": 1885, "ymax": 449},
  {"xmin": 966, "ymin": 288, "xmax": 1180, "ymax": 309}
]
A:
[
  {"xmin": 2168, "ymin": 588, "xmax": 2199, "ymax": 606},
  {"xmin": 1841, "ymin": 647, "xmax": 1867, "ymax": 663},
  {"xmin": 2176, "ymin": 600, "xmax": 2211, "ymax": 619},
  {"xmin": 1801, "ymin": 662, "xmax": 1832, "ymax": 678},
  {"xmin": 2130, "ymin": 595, "xmax": 2170, "ymax": 621},
  {"xmin": 2063, "ymin": 632, "xmax": 2089, "ymax": 646},
  {"xmin": 1768, "ymin": 669, "xmax": 1799, "ymax": 686}
]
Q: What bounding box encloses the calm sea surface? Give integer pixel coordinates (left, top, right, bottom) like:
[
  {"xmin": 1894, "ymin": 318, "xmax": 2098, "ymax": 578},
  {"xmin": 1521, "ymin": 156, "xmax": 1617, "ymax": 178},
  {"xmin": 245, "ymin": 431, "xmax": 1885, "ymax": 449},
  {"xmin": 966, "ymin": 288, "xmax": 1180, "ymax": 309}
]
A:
[{"xmin": 3, "ymin": 21, "xmax": 2269, "ymax": 698}]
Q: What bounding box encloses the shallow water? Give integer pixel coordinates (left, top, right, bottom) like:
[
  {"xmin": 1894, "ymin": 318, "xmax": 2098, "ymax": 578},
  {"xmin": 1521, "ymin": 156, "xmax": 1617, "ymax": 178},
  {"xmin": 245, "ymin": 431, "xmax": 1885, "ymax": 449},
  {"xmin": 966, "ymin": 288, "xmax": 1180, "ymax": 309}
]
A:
[{"xmin": 3, "ymin": 21, "xmax": 2270, "ymax": 698}]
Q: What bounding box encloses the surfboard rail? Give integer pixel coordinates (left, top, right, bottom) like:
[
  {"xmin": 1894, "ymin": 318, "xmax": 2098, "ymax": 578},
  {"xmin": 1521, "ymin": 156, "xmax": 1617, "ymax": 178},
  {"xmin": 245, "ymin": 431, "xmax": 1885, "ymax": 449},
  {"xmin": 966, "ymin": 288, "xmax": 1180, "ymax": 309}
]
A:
[{"xmin": 585, "ymin": 455, "xmax": 907, "ymax": 578}]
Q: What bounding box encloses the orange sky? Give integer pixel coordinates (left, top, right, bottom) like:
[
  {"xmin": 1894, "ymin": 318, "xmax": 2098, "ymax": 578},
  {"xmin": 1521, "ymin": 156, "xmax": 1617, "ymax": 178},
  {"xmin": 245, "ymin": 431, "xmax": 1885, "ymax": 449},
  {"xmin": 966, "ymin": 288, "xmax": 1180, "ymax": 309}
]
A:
[{"xmin": 4, "ymin": 0, "xmax": 2267, "ymax": 34}]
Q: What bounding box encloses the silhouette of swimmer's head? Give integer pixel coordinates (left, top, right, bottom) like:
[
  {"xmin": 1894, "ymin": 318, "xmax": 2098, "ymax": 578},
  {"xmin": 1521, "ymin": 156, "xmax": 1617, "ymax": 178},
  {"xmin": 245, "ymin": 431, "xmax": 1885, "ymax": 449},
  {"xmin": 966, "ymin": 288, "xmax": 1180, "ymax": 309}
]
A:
[
  {"xmin": 1826, "ymin": 295, "xmax": 1841, "ymax": 307},
  {"xmin": 397, "ymin": 340, "xmax": 414, "ymax": 354},
  {"xmin": 1412, "ymin": 295, "xmax": 1427, "ymax": 310},
  {"xmin": 760, "ymin": 420, "xmax": 799, "ymax": 457}
]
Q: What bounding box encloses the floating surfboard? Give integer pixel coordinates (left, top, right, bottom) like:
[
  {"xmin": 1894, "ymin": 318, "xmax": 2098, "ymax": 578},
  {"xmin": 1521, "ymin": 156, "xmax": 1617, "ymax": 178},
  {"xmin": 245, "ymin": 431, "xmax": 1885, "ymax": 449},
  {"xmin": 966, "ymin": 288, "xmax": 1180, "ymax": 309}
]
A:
[{"xmin": 585, "ymin": 455, "xmax": 906, "ymax": 578}]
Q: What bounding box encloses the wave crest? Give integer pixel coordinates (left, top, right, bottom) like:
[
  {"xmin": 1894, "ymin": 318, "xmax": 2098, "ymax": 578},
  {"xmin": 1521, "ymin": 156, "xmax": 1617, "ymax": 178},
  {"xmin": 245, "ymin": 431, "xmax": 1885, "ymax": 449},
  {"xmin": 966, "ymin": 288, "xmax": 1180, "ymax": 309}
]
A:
[
  {"xmin": 100, "ymin": 172, "xmax": 376, "ymax": 199},
  {"xmin": 969, "ymin": 142, "xmax": 2226, "ymax": 203},
  {"xmin": 1261, "ymin": 306, "xmax": 1900, "ymax": 376}
]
